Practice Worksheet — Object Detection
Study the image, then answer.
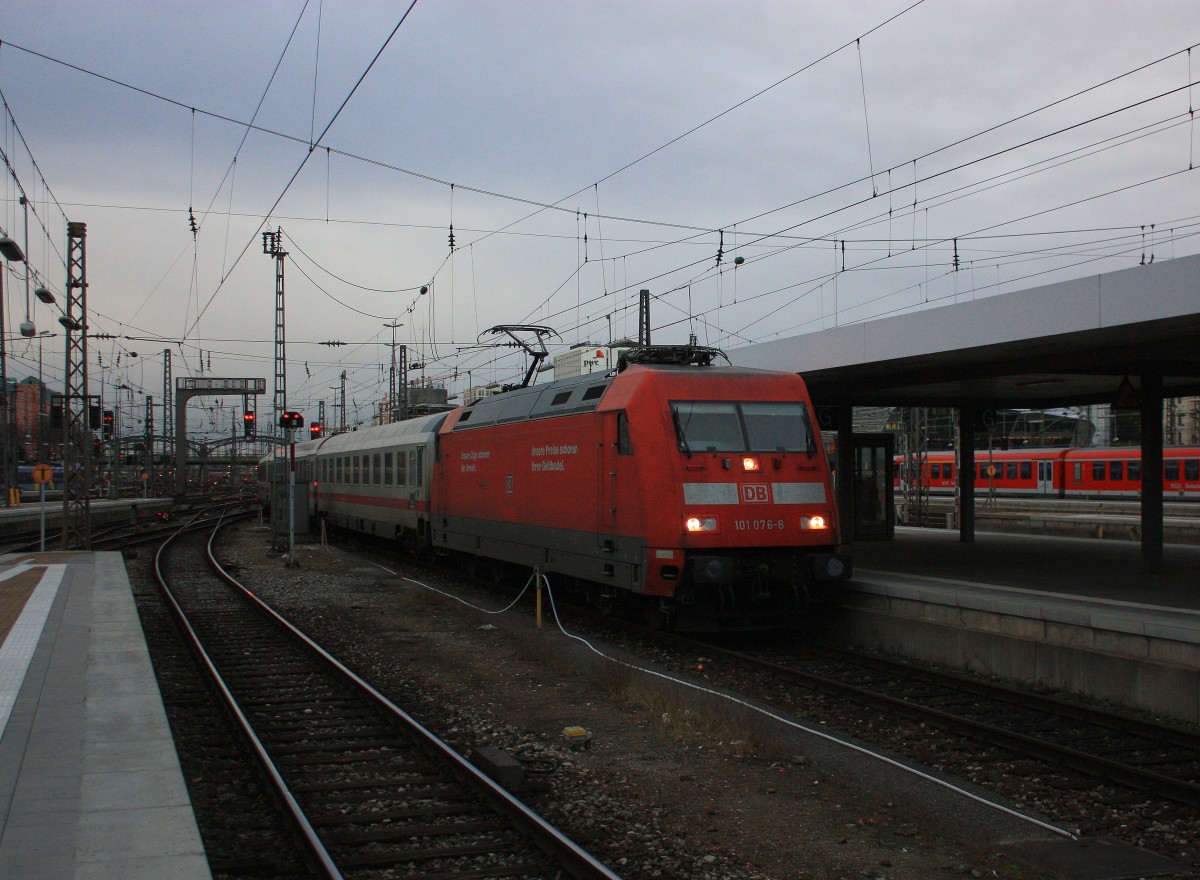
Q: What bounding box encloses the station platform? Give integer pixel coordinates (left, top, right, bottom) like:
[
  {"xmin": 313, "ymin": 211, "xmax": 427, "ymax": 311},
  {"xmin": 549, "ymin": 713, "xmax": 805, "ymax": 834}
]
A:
[
  {"xmin": 0, "ymin": 551, "xmax": 210, "ymax": 880},
  {"xmin": 0, "ymin": 498, "xmax": 173, "ymax": 542},
  {"xmin": 836, "ymin": 528, "xmax": 1200, "ymax": 723}
]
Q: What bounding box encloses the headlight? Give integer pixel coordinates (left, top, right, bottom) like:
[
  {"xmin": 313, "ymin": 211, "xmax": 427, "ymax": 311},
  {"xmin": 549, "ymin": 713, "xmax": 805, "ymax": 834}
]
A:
[
  {"xmin": 742, "ymin": 456, "xmax": 761, "ymax": 472},
  {"xmin": 800, "ymin": 514, "xmax": 828, "ymax": 530},
  {"xmin": 685, "ymin": 515, "xmax": 719, "ymax": 533}
]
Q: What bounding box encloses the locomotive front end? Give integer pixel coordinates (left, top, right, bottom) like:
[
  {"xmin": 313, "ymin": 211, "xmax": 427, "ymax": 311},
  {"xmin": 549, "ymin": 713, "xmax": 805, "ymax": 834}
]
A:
[{"xmin": 614, "ymin": 358, "xmax": 851, "ymax": 631}]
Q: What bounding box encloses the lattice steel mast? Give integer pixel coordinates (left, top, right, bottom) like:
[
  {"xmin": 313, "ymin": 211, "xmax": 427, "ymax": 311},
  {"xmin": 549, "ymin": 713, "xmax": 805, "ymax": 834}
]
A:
[
  {"xmin": 163, "ymin": 348, "xmax": 172, "ymax": 493},
  {"xmin": 61, "ymin": 221, "xmax": 91, "ymax": 548},
  {"xmin": 264, "ymin": 228, "xmax": 288, "ymax": 434}
]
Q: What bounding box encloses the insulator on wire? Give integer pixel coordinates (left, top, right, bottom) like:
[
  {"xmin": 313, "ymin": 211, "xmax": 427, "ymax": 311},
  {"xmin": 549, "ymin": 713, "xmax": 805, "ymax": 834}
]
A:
[{"xmin": 448, "ymin": 223, "xmax": 456, "ymax": 253}]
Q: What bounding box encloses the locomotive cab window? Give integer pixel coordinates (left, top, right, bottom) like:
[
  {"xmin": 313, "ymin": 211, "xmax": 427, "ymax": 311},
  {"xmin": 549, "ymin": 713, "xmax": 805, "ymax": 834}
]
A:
[
  {"xmin": 671, "ymin": 400, "xmax": 815, "ymax": 453},
  {"xmin": 673, "ymin": 402, "xmax": 742, "ymax": 451}
]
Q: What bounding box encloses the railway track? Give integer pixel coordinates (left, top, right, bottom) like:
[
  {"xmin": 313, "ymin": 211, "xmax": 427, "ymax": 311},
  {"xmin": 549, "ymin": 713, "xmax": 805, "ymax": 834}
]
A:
[
  {"xmin": 663, "ymin": 631, "xmax": 1200, "ymax": 806},
  {"xmin": 153, "ymin": 515, "xmax": 621, "ymax": 880}
]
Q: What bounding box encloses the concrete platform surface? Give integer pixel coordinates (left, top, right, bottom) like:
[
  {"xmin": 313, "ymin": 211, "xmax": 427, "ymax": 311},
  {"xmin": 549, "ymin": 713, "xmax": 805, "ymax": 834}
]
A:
[{"xmin": 0, "ymin": 551, "xmax": 210, "ymax": 880}]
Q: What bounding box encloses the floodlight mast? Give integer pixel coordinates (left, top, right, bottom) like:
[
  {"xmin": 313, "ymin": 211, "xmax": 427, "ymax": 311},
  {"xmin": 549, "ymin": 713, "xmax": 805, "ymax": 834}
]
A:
[{"xmin": 480, "ymin": 325, "xmax": 560, "ymax": 390}]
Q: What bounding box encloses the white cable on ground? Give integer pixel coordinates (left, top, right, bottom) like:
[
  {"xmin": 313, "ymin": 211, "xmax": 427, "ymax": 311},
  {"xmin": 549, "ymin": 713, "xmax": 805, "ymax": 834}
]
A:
[{"xmin": 371, "ymin": 561, "xmax": 1077, "ymax": 841}]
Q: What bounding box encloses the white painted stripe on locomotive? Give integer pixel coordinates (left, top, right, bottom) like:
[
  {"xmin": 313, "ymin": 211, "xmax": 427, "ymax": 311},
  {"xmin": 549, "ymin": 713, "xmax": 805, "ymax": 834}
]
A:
[
  {"xmin": 682, "ymin": 482, "xmax": 828, "ymax": 504},
  {"xmin": 771, "ymin": 482, "xmax": 827, "ymax": 504},
  {"xmin": 683, "ymin": 483, "xmax": 739, "ymax": 504}
]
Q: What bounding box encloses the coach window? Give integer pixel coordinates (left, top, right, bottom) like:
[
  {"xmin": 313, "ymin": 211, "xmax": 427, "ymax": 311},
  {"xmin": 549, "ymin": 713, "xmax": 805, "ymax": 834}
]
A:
[
  {"xmin": 397, "ymin": 449, "xmax": 408, "ymax": 486},
  {"xmin": 1128, "ymin": 461, "xmax": 1141, "ymax": 481},
  {"xmin": 1020, "ymin": 462, "xmax": 1031, "ymax": 480},
  {"xmin": 930, "ymin": 463, "xmax": 940, "ymax": 479},
  {"xmin": 617, "ymin": 412, "xmax": 633, "ymax": 455},
  {"xmin": 1110, "ymin": 461, "xmax": 1123, "ymax": 481},
  {"xmin": 1165, "ymin": 461, "xmax": 1179, "ymax": 480},
  {"xmin": 1093, "ymin": 461, "xmax": 1105, "ymax": 481},
  {"xmin": 1186, "ymin": 459, "xmax": 1199, "ymax": 480},
  {"xmin": 353, "ymin": 455, "xmax": 361, "ymax": 485},
  {"xmin": 384, "ymin": 452, "xmax": 393, "ymax": 485},
  {"xmin": 945, "ymin": 463, "xmax": 954, "ymax": 481},
  {"xmin": 1006, "ymin": 462, "xmax": 1018, "ymax": 479},
  {"xmin": 416, "ymin": 448, "xmax": 425, "ymax": 487},
  {"xmin": 1073, "ymin": 462, "xmax": 1082, "ymax": 482},
  {"xmin": 373, "ymin": 453, "xmax": 382, "ymax": 485}
]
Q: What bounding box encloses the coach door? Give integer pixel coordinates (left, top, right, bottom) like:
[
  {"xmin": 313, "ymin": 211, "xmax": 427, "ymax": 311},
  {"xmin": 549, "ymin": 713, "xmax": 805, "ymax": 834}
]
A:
[
  {"xmin": 1037, "ymin": 459, "xmax": 1054, "ymax": 496},
  {"xmin": 598, "ymin": 413, "xmax": 621, "ymax": 551},
  {"xmin": 850, "ymin": 433, "xmax": 894, "ymax": 540}
]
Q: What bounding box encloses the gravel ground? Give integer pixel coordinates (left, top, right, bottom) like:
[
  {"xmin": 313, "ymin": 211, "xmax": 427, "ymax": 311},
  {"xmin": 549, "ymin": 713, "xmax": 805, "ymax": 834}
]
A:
[{"xmin": 219, "ymin": 521, "xmax": 1061, "ymax": 880}]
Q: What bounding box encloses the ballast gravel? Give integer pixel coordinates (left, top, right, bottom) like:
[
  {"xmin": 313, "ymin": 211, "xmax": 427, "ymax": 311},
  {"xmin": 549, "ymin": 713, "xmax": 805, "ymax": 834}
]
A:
[{"xmin": 217, "ymin": 522, "xmax": 1188, "ymax": 880}]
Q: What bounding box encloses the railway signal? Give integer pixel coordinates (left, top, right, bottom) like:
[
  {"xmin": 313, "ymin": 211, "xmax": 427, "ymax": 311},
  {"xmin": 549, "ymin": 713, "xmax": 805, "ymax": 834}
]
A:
[
  {"xmin": 309, "ymin": 421, "xmax": 322, "ymax": 440},
  {"xmin": 243, "ymin": 411, "xmax": 256, "ymax": 438}
]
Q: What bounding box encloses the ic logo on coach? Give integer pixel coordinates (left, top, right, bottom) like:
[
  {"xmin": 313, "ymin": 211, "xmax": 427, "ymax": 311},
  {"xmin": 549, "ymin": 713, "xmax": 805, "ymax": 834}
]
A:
[{"xmin": 741, "ymin": 484, "xmax": 770, "ymax": 504}]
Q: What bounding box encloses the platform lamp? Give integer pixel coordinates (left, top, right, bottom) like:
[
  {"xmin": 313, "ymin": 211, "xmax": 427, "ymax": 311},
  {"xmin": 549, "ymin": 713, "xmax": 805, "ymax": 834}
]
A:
[{"xmin": 0, "ymin": 234, "xmax": 25, "ymax": 506}]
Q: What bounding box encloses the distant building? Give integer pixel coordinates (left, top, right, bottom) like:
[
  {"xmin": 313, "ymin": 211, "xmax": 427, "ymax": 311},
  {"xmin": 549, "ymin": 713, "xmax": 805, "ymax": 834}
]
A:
[
  {"xmin": 552, "ymin": 344, "xmax": 628, "ymax": 379},
  {"xmin": 12, "ymin": 377, "xmax": 50, "ymax": 462}
]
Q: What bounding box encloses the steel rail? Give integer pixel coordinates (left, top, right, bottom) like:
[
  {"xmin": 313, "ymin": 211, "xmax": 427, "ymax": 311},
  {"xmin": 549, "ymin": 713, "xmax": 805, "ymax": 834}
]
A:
[
  {"xmin": 680, "ymin": 633, "xmax": 1200, "ymax": 806},
  {"xmin": 153, "ymin": 512, "xmax": 343, "ymax": 880},
  {"xmin": 204, "ymin": 519, "xmax": 625, "ymax": 880}
]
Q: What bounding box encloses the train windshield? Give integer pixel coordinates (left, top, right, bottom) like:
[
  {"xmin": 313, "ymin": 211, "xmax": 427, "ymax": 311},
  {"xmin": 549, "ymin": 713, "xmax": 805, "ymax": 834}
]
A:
[{"xmin": 671, "ymin": 401, "xmax": 815, "ymax": 453}]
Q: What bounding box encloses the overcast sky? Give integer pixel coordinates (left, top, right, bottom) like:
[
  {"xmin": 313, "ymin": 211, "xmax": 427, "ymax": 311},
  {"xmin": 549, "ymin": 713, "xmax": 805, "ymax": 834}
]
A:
[{"xmin": 2, "ymin": 1, "xmax": 1198, "ymax": 435}]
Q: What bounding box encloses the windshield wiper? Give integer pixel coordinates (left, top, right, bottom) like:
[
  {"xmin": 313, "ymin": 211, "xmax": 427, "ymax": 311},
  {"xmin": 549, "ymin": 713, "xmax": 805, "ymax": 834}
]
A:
[{"xmin": 672, "ymin": 408, "xmax": 691, "ymax": 453}]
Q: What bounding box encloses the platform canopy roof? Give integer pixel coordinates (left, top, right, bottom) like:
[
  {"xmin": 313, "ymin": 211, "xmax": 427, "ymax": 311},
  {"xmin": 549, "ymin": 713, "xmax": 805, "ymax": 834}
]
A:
[{"xmin": 727, "ymin": 254, "xmax": 1200, "ymax": 409}]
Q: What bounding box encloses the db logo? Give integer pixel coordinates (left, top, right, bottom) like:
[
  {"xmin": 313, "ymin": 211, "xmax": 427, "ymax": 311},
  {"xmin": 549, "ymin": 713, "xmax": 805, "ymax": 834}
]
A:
[{"xmin": 741, "ymin": 484, "xmax": 770, "ymax": 504}]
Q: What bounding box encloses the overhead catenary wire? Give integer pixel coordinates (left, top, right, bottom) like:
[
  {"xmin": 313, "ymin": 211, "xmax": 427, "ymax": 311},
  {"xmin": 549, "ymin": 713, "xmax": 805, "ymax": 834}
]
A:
[{"xmin": 4, "ymin": 18, "xmax": 1195, "ymax": 398}]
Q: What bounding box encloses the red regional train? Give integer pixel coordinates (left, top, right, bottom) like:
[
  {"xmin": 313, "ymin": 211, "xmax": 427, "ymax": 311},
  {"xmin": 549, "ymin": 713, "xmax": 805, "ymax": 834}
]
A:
[
  {"xmin": 260, "ymin": 346, "xmax": 851, "ymax": 631},
  {"xmin": 896, "ymin": 447, "xmax": 1200, "ymax": 500}
]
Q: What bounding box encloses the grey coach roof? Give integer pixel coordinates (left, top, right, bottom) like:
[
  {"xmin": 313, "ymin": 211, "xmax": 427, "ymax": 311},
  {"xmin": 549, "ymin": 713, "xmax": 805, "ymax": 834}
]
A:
[{"xmin": 728, "ymin": 253, "xmax": 1200, "ymax": 409}]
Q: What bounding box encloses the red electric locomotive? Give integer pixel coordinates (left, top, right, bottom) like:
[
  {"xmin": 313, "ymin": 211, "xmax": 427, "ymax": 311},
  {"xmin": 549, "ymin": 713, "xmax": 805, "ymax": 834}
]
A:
[
  {"xmin": 434, "ymin": 345, "xmax": 849, "ymax": 630},
  {"xmin": 266, "ymin": 345, "xmax": 850, "ymax": 631}
]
